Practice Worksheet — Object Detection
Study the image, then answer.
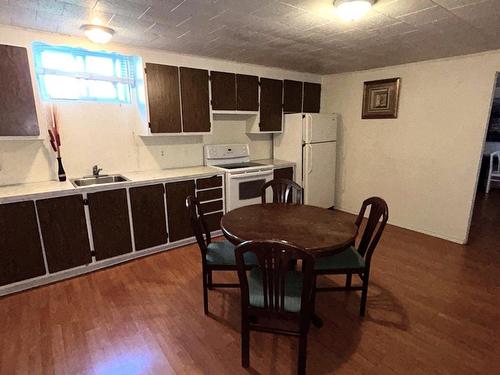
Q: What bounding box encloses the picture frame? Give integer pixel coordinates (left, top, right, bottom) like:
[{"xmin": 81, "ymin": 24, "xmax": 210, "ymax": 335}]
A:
[{"xmin": 362, "ymin": 78, "xmax": 401, "ymax": 119}]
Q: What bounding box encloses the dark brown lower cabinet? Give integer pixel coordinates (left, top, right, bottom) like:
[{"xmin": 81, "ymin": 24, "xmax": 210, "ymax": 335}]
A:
[
  {"xmin": 196, "ymin": 175, "xmax": 222, "ymax": 190},
  {"xmin": 197, "ymin": 188, "xmax": 223, "ymax": 202},
  {"xmin": 36, "ymin": 195, "xmax": 92, "ymax": 273},
  {"xmin": 0, "ymin": 201, "xmax": 46, "ymax": 286},
  {"xmin": 166, "ymin": 180, "xmax": 195, "ymax": 242},
  {"xmin": 87, "ymin": 189, "xmax": 133, "ymax": 261},
  {"xmin": 129, "ymin": 184, "xmax": 168, "ymax": 250},
  {"xmin": 274, "ymin": 167, "xmax": 294, "ymax": 181},
  {"xmin": 205, "ymin": 212, "xmax": 223, "ymax": 232}
]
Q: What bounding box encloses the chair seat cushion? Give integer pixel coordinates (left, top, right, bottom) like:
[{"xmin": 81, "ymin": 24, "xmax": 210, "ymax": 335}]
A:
[
  {"xmin": 248, "ymin": 268, "xmax": 303, "ymax": 313},
  {"xmin": 314, "ymin": 246, "xmax": 366, "ymax": 271},
  {"xmin": 206, "ymin": 240, "xmax": 257, "ymax": 266}
]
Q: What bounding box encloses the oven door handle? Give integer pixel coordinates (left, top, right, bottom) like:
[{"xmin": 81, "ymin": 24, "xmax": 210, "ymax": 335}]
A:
[{"xmin": 228, "ymin": 170, "xmax": 274, "ymax": 179}]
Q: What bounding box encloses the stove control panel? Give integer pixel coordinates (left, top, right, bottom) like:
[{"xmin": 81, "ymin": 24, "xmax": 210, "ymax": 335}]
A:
[{"xmin": 204, "ymin": 144, "xmax": 249, "ymax": 160}]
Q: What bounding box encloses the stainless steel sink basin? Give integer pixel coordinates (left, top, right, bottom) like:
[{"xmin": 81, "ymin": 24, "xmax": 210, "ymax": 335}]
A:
[{"xmin": 71, "ymin": 174, "xmax": 129, "ymax": 187}]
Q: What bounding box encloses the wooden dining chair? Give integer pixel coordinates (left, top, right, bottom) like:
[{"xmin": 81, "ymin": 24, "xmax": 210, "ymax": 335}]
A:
[
  {"xmin": 486, "ymin": 151, "xmax": 500, "ymax": 193},
  {"xmin": 261, "ymin": 178, "xmax": 303, "ymax": 204},
  {"xmin": 186, "ymin": 195, "xmax": 256, "ymax": 315},
  {"xmin": 314, "ymin": 197, "xmax": 389, "ymax": 316},
  {"xmin": 235, "ymin": 240, "xmax": 315, "ymax": 375}
]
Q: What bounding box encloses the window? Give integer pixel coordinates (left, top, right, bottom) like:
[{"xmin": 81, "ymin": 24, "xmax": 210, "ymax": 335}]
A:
[{"xmin": 32, "ymin": 42, "xmax": 138, "ymax": 103}]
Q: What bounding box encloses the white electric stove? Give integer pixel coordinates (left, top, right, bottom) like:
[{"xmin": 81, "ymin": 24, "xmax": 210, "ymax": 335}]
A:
[{"xmin": 204, "ymin": 144, "xmax": 273, "ymax": 211}]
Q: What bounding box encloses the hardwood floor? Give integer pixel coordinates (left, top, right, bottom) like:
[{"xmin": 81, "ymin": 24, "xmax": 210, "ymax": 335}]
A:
[{"xmin": 1, "ymin": 198, "xmax": 499, "ymax": 375}]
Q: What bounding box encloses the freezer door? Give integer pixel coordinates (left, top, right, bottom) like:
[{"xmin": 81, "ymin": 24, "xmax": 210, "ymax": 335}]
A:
[
  {"xmin": 303, "ymin": 142, "xmax": 336, "ymax": 208},
  {"xmin": 303, "ymin": 113, "xmax": 337, "ymax": 143}
]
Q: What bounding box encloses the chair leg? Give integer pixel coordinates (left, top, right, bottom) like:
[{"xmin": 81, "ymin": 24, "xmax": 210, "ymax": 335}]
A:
[
  {"xmin": 202, "ymin": 270, "xmax": 209, "ymax": 315},
  {"xmin": 207, "ymin": 270, "xmax": 213, "ymax": 290},
  {"xmin": 345, "ymin": 273, "xmax": 352, "ymax": 289},
  {"xmin": 486, "ymin": 175, "xmax": 491, "ymax": 194},
  {"xmin": 241, "ymin": 317, "xmax": 250, "ymax": 368},
  {"xmin": 297, "ymin": 332, "xmax": 308, "ymax": 375},
  {"xmin": 360, "ymin": 273, "xmax": 369, "ymax": 317}
]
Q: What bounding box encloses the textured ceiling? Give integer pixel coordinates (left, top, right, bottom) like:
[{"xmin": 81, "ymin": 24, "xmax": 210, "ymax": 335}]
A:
[{"xmin": 1, "ymin": 0, "xmax": 500, "ymax": 74}]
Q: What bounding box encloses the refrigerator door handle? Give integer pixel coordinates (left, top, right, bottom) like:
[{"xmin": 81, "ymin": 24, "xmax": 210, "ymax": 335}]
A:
[
  {"xmin": 306, "ymin": 144, "xmax": 313, "ymax": 174},
  {"xmin": 304, "ymin": 114, "xmax": 312, "ymax": 144}
]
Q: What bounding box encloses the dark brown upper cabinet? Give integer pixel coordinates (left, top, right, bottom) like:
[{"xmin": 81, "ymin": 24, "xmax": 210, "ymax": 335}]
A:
[
  {"xmin": 259, "ymin": 78, "xmax": 283, "ymax": 132},
  {"xmin": 145, "ymin": 63, "xmax": 182, "ymax": 133},
  {"xmin": 180, "ymin": 67, "xmax": 211, "ymax": 133},
  {"xmin": 165, "ymin": 180, "xmax": 196, "ymax": 242},
  {"xmin": 283, "ymin": 80, "xmax": 303, "ymax": 114},
  {"xmin": 303, "ymin": 82, "xmax": 321, "ymax": 113},
  {"xmin": 129, "ymin": 184, "xmax": 168, "ymax": 250},
  {"xmin": 36, "ymin": 195, "xmax": 92, "ymax": 273},
  {"xmin": 210, "ymin": 71, "xmax": 236, "ymax": 110},
  {"xmin": 236, "ymin": 74, "xmax": 259, "ymax": 111},
  {"xmin": 87, "ymin": 189, "xmax": 133, "ymax": 261},
  {"xmin": 0, "ymin": 44, "xmax": 39, "ymax": 137},
  {"xmin": 0, "ymin": 201, "xmax": 46, "ymax": 286}
]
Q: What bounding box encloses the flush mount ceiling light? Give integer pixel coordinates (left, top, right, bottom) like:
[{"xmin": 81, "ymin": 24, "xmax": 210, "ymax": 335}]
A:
[
  {"xmin": 80, "ymin": 24, "xmax": 115, "ymax": 44},
  {"xmin": 334, "ymin": 0, "xmax": 375, "ymax": 21}
]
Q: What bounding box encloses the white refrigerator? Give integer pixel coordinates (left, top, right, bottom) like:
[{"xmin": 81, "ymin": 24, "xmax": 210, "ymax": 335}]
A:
[{"xmin": 273, "ymin": 113, "xmax": 337, "ymax": 208}]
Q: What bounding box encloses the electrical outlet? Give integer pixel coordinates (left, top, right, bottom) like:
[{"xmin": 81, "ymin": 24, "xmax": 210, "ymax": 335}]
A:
[{"xmin": 160, "ymin": 150, "xmax": 165, "ymax": 157}]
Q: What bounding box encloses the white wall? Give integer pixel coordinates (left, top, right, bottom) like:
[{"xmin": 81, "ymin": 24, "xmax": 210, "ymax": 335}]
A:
[
  {"xmin": 0, "ymin": 25, "xmax": 320, "ymax": 185},
  {"xmin": 322, "ymin": 51, "xmax": 500, "ymax": 244}
]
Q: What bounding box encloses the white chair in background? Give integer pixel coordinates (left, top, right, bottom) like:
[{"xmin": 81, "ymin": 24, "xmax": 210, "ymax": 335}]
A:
[{"xmin": 486, "ymin": 151, "xmax": 500, "ymax": 193}]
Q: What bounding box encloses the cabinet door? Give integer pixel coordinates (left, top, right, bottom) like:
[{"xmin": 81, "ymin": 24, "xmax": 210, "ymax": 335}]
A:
[
  {"xmin": 260, "ymin": 78, "xmax": 283, "ymax": 132},
  {"xmin": 166, "ymin": 180, "xmax": 195, "ymax": 242},
  {"xmin": 129, "ymin": 184, "xmax": 168, "ymax": 250},
  {"xmin": 283, "ymin": 80, "xmax": 303, "ymax": 113},
  {"xmin": 180, "ymin": 67, "xmax": 211, "ymax": 132},
  {"xmin": 37, "ymin": 195, "xmax": 92, "ymax": 273},
  {"xmin": 87, "ymin": 189, "xmax": 133, "ymax": 261},
  {"xmin": 303, "ymin": 82, "xmax": 321, "ymax": 113},
  {"xmin": 145, "ymin": 63, "xmax": 182, "ymax": 133},
  {"xmin": 236, "ymin": 74, "xmax": 259, "ymax": 111},
  {"xmin": 0, "ymin": 201, "xmax": 46, "ymax": 286},
  {"xmin": 205, "ymin": 212, "xmax": 223, "ymax": 232},
  {"xmin": 210, "ymin": 71, "xmax": 236, "ymax": 110},
  {"xmin": 274, "ymin": 167, "xmax": 294, "ymax": 181},
  {"xmin": 0, "ymin": 44, "xmax": 39, "ymax": 136}
]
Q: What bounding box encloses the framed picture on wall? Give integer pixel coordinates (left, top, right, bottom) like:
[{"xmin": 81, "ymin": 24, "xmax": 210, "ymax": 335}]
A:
[{"xmin": 362, "ymin": 78, "xmax": 401, "ymax": 119}]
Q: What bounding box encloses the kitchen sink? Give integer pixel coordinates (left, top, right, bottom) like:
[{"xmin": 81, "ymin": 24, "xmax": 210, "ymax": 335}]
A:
[{"xmin": 71, "ymin": 174, "xmax": 129, "ymax": 187}]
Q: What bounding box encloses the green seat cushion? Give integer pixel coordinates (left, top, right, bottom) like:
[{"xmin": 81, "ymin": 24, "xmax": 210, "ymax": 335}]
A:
[
  {"xmin": 248, "ymin": 268, "xmax": 303, "ymax": 313},
  {"xmin": 314, "ymin": 246, "xmax": 366, "ymax": 271},
  {"xmin": 206, "ymin": 240, "xmax": 257, "ymax": 266}
]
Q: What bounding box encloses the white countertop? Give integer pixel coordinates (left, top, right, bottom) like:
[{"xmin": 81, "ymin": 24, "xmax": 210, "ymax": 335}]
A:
[
  {"xmin": 253, "ymin": 158, "xmax": 296, "ymax": 168},
  {"xmin": 0, "ymin": 166, "xmax": 220, "ymax": 204},
  {"xmin": 0, "ymin": 160, "xmax": 295, "ymax": 204}
]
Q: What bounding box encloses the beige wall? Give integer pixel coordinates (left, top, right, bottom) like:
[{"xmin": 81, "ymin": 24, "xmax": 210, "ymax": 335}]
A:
[
  {"xmin": 0, "ymin": 25, "xmax": 320, "ymax": 185},
  {"xmin": 322, "ymin": 51, "xmax": 499, "ymax": 244}
]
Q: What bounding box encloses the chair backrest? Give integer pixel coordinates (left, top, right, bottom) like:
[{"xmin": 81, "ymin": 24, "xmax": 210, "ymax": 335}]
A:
[
  {"xmin": 261, "ymin": 178, "xmax": 303, "ymax": 204},
  {"xmin": 354, "ymin": 197, "xmax": 389, "ymax": 264},
  {"xmin": 186, "ymin": 195, "xmax": 211, "ymax": 256},
  {"xmin": 490, "ymin": 151, "xmax": 500, "ymax": 173},
  {"xmin": 235, "ymin": 240, "xmax": 315, "ymax": 320}
]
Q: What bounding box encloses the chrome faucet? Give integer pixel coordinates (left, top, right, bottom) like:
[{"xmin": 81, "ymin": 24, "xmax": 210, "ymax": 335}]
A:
[{"xmin": 92, "ymin": 165, "xmax": 103, "ymax": 178}]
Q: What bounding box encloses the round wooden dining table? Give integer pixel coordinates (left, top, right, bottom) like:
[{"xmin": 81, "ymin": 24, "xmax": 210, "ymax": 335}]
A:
[
  {"xmin": 221, "ymin": 203, "xmax": 358, "ymax": 258},
  {"xmin": 221, "ymin": 203, "xmax": 358, "ymax": 327}
]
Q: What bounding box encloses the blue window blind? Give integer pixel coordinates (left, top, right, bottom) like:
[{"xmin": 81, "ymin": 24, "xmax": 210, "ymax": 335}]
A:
[{"xmin": 32, "ymin": 42, "xmax": 137, "ymax": 103}]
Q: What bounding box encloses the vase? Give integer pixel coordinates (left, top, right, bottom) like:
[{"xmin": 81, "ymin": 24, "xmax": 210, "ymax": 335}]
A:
[{"xmin": 57, "ymin": 156, "xmax": 66, "ymax": 182}]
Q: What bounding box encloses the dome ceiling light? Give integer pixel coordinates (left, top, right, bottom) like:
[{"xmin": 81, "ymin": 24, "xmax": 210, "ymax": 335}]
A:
[
  {"xmin": 80, "ymin": 24, "xmax": 115, "ymax": 44},
  {"xmin": 334, "ymin": 0, "xmax": 375, "ymax": 21}
]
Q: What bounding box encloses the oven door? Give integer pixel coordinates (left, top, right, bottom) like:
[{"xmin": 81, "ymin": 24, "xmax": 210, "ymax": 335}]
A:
[{"xmin": 226, "ymin": 169, "xmax": 273, "ymax": 211}]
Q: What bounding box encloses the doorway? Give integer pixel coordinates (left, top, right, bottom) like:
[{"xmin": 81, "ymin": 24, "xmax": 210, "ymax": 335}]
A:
[{"xmin": 467, "ymin": 73, "xmax": 500, "ymax": 248}]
